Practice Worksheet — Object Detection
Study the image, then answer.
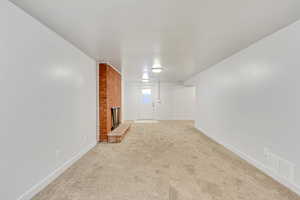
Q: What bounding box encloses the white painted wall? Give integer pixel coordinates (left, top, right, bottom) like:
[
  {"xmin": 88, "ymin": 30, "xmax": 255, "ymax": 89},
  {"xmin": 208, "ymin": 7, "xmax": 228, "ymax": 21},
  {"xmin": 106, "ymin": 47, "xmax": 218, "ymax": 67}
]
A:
[
  {"xmin": 171, "ymin": 86, "xmax": 196, "ymax": 120},
  {"xmin": 186, "ymin": 20, "xmax": 300, "ymax": 194},
  {"xmin": 124, "ymin": 82, "xmax": 195, "ymax": 120},
  {"xmin": 0, "ymin": 2, "xmax": 97, "ymax": 200}
]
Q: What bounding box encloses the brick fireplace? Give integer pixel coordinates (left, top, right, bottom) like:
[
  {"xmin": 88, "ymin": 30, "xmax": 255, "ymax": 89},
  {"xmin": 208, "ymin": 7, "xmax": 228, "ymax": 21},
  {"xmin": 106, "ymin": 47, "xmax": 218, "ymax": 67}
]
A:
[{"xmin": 99, "ymin": 63, "xmax": 121, "ymax": 142}]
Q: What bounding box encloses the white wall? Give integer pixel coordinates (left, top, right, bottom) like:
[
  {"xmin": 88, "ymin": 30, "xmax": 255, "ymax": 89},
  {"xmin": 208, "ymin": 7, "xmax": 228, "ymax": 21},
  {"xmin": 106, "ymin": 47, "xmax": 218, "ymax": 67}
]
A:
[
  {"xmin": 0, "ymin": 2, "xmax": 97, "ymax": 200},
  {"xmin": 187, "ymin": 20, "xmax": 300, "ymax": 194},
  {"xmin": 124, "ymin": 82, "xmax": 195, "ymax": 120},
  {"xmin": 171, "ymin": 86, "xmax": 196, "ymax": 120}
]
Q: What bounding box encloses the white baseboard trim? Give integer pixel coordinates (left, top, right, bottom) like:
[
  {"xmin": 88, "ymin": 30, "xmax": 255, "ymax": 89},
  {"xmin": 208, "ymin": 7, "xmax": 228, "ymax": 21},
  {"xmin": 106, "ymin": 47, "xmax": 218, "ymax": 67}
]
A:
[
  {"xmin": 17, "ymin": 142, "xmax": 97, "ymax": 200},
  {"xmin": 195, "ymin": 125, "xmax": 300, "ymax": 196}
]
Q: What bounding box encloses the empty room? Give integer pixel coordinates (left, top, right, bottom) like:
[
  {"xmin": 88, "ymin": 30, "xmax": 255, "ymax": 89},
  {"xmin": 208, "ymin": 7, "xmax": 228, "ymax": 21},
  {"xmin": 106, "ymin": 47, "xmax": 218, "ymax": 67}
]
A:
[{"xmin": 2, "ymin": 0, "xmax": 300, "ymax": 199}]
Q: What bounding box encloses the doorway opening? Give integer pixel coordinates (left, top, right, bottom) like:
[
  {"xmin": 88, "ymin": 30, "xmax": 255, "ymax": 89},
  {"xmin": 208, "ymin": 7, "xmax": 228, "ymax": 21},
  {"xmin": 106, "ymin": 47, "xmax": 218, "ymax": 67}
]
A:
[{"xmin": 138, "ymin": 87, "xmax": 155, "ymax": 120}]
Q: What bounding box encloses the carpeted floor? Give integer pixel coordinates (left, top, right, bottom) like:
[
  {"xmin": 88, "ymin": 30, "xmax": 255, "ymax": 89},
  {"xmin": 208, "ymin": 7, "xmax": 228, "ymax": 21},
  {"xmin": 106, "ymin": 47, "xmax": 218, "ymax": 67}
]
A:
[{"xmin": 32, "ymin": 121, "xmax": 300, "ymax": 200}]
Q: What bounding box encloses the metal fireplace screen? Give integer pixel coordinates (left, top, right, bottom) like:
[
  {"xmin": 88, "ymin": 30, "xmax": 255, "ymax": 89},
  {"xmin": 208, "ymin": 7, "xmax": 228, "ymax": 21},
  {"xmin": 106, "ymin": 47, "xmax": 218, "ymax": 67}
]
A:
[{"xmin": 111, "ymin": 107, "xmax": 121, "ymax": 130}]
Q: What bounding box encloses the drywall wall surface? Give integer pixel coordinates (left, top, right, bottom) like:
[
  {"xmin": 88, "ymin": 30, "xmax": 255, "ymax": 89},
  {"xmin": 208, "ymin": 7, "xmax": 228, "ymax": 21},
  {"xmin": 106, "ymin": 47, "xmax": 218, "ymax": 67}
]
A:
[
  {"xmin": 188, "ymin": 20, "xmax": 300, "ymax": 193},
  {"xmin": 0, "ymin": 1, "xmax": 97, "ymax": 199}
]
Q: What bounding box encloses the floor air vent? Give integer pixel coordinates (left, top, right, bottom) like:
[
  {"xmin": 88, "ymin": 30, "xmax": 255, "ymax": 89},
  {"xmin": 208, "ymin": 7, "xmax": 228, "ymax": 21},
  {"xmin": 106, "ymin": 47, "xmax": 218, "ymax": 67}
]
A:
[{"xmin": 264, "ymin": 148, "xmax": 295, "ymax": 182}]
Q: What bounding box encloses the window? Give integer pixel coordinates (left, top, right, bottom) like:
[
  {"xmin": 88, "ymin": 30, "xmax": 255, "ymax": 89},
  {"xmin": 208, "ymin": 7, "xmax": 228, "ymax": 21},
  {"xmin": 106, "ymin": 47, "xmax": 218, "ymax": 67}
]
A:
[
  {"xmin": 141, "ymin": 88, "xmax": 151, "ymax": 95},
  {"xmin": 141, "ymin": 88, "xmax": 151, "ymax": 104}
]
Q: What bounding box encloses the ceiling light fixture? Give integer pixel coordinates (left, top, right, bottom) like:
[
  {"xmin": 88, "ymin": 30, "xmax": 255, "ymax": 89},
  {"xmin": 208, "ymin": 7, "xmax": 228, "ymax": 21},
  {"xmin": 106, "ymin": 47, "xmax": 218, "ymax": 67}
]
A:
[
  {"xmin": 152, "ymin": 68, "xmax": 162, "ymax": 73},
  {"xmin": 152, "ymin": 65, "xmax": 163, "ymax": 73}
]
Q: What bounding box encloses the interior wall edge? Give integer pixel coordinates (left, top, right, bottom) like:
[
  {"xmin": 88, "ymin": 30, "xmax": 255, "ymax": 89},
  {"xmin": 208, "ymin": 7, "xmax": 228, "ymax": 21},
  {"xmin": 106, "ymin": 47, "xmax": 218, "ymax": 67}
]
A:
[
  {"xmin": 8, "ymin": 1, "xmax": 95, "ymax": 62},
  {"xmin": 98, "ymin": 62, "xmax": 121, "ymax": 75},
  {"xmin": 96, "ymin": 64, "xmax": 100, "ymax": 142},
  {"xmin": 184, "ymin": 19, "xmax": 300, "ymax": 85}
]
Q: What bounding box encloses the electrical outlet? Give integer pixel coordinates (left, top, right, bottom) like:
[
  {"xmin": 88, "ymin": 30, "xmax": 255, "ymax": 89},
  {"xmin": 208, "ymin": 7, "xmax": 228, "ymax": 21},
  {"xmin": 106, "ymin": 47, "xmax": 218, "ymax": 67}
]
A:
[
  {"xmin": 264, "ymin": 148, "xmax": 273, "ymax": 169},
  {"xmin": 56, "ymin": 149, "xmax": 61, "ymax": 159},
  {"xmin": 82, "ymin": 135, "xmax": 88, "ymax": 146}
]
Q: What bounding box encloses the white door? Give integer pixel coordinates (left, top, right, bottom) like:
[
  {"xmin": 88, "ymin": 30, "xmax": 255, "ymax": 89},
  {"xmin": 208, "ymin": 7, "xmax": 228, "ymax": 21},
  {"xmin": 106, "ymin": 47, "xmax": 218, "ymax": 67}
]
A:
[{"xmin": 138, "ymin": 88, "xmax": 155, "ymax": 119}]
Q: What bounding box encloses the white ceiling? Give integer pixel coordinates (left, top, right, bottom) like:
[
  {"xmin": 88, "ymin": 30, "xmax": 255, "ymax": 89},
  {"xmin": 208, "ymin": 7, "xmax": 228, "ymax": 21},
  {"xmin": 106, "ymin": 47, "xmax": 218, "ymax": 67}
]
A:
[{"xmin": 10, "ymin": 0, "xmax": 300, "ymax": 82}]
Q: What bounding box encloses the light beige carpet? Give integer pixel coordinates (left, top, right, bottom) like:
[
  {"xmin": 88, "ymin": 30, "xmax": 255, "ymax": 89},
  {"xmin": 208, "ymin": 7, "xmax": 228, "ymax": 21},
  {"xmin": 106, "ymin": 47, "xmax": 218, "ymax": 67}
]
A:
[{"xmin": 32, "ymin": 121, "xmax": 300, "ymax": 200}]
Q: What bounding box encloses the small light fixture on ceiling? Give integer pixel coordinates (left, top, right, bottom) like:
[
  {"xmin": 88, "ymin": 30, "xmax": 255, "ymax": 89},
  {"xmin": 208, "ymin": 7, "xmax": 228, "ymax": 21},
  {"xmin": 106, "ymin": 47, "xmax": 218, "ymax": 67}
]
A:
[
  {"xmin": 152, "ymin": 65, "xmax": 163, "ymax": 73},
  {"xmin": 152, "ymin": 68, "xmax": 162, "ymax": 73}
]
